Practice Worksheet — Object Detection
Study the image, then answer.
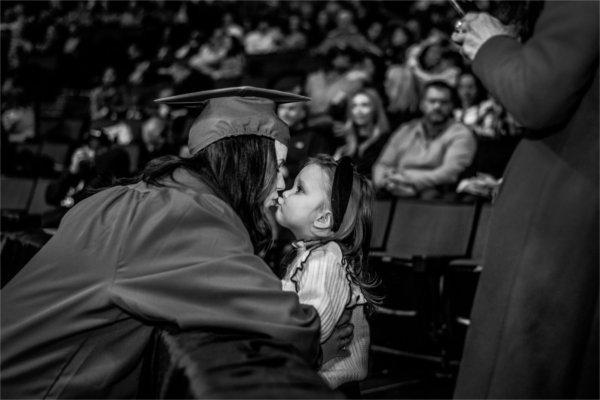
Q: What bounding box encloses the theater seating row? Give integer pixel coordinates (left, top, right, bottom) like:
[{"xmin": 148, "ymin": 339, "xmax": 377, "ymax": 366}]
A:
[{"xmin": 368, "ymin": 198, "xmax": 492, "ymax": 369}]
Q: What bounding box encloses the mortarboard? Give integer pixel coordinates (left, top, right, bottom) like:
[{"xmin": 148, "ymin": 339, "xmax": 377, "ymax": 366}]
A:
[{"xmin": 155, "ymin": 86, "xmax": 310, "ymax": 155}]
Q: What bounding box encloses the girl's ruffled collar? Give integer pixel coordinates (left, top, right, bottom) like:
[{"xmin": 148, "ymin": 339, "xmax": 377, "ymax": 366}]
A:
[{"xmin": 288, "ymin": 240, "xmax": 367, "ymax": 308}]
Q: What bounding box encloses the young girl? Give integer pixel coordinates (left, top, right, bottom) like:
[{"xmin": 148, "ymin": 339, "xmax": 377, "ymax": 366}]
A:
[{"xmin": 275, "ymin": 154, "xmax": 379, "ymax": 392}]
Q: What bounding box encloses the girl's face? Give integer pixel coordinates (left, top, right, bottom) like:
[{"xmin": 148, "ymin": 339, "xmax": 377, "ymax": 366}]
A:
[
  {"xmin": 264, "ymin": 141, "xmax": 288, "ymax": 210},
  {"xmin": 275, "ymin": 163, "xmax": 331, "ymax": 240},
  {"xmin": 351, "ymin": 93, "xmax": 375, "ymax": 127}
]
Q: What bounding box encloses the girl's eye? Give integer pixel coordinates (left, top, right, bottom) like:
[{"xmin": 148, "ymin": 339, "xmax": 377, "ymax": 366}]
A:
[{"xmin": 296, "ymin": 185, "xmax": 303, "ymax": 193}]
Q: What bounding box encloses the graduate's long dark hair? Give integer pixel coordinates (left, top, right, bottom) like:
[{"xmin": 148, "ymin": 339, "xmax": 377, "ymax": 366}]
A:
[{"xmin": 122, "ymin": 136, "xmax": 278, "ymax": 256}]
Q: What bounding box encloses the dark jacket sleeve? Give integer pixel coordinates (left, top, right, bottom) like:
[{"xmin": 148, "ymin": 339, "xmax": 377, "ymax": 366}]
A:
[
  {"xmin": 472, "ymin": 1, "xmax": 599, "ymax": 130},
  {"xmin": 109, "ymin": 189, "xmax": 322, "ymax": 367}
]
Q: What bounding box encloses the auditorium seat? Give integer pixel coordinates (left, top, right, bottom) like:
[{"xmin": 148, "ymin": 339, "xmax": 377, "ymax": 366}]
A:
[
  {"xmin": 373, "ymin": 199, "xmax": 477, "ymax": 261},
  {"xmin": 449, "ymin": 202, "xmax": 492, "ymax": 272},
  {"xmin": 370, "ymin": 199, "xmax": 478, "ymax": 373},
  {"xmin": 444, "ymin": 203, "xmax": 492, "ymax": 358},
  {"xmin": 1, "ymin": 177, "xmax": 35, "ymax": 211},
  {"xmin": 39, "ymin": 117, "xmax": 62, "ymax": 138},
  {"xmin": 1, "ymin": 230, "xmax": 51, "ymax": 288},
  {"xmin": 61, "ymin": 118, "xmax": 85, "ymax": 142},
  {"xmin": 446, "ymin": 203, "xmax": 492, "ymax": 323},
  {"xmin": 28, "ymin": 179, "xmax": 56, "ymax": 215},
  {"xmin": 15, "ymin": 142, "xmax": 41, "ymax": 156},
  {"xmin": 40, "ymin": 142, "xmax": 70, "ymax": 168},
  {"xmin": 370, "ymin": 198, "xmax": 394, "ymax": 251}
]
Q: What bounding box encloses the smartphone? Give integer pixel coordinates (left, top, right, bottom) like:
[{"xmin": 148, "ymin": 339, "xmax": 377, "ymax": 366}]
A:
[{"xmin": 450, "ymin": 0, "xmax": 480, "ymax": 16}]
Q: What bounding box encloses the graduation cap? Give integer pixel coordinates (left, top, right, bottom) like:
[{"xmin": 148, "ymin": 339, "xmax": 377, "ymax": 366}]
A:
[{"xmin": 155, "ymin": 86, "xmax": 310, "ymax": 155}]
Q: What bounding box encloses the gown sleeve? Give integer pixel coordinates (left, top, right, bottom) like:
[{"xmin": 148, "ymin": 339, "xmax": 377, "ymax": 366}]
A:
[
  {"xmin": 472, "ymin": 1, "xmax": 599, "ymax": 130},
  {"xmin": 108, "ymin": 188, "xmax": 321, "ymax": 366}
]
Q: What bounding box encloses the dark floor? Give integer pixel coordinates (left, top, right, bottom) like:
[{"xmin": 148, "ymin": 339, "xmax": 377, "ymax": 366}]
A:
[
  {"xmin": 358, "ymin": 306, "xmax": 469, "ymax": 399},
  {"xmin": 360, "ymin": 347, "xmax": 458, "ymax": 399}
]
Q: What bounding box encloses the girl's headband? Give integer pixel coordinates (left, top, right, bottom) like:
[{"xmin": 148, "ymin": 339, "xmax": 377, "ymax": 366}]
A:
[{"xmin": 331, "ymin": 157, "xmax": 354, "ymax": 232}]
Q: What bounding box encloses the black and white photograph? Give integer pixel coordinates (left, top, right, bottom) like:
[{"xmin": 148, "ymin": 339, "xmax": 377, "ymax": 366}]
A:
[{"xmin": 0, "ymin": 0, "xmax": 597, "ymax": 398}]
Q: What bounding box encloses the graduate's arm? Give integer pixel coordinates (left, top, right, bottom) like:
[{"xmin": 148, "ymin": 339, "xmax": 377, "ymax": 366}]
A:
[{"xmin": 109, "ymin": 193, "xmax": 321, "ymax": 366}]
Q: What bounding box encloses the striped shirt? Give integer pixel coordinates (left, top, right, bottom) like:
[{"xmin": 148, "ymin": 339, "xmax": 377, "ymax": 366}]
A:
[{"xmin": 281, "ymin": 241, "xmax": 369, "ymax": 388}]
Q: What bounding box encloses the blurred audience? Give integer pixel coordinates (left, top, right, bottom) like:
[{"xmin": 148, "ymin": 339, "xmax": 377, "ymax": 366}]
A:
[
  {"xmin": 373, "ymin": 80, "xmax": 476, "ymax": 199},
  {"xmin": 89, "ymin": 66, "xmax": 126, "ymax": 121},
  {"xmin": 305, "ymin": 45, "xmax": 365, "ymax": 118},
  {"xmin": 1, "ymin": 0, "xmax": 526, "ymax": 234},
  {"xmin": 45, "ymin": 128, "xmax": 130, "ymax": 212},
  {"xmin": 137, "ymin": 115, "xmax": 178, "ymax": 170},
  {"xmin": 1, "ymin": 88, "xmax": 34, "ymax": 143},
  {"xmin": 406, "ymin": 35, "xmax": 462, "ymax": 87},
  {"xmin": 244, "ymin": 20, "xmax": 282, "ymax": 55}
]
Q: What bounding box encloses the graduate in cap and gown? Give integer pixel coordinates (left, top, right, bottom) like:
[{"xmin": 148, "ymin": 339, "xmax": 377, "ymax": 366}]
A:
[{"xmin": 1, "ymin": 87, "xmax": 342, "ymax": 398}]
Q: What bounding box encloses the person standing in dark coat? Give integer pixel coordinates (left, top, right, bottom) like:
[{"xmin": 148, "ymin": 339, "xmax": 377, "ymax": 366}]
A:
[{"xmin": 452, "ymin": 2, "xmax": 598, "ymax": 398}]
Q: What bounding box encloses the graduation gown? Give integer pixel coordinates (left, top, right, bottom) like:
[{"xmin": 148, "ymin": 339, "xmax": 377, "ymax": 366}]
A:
[
  {"xmin": 454, "ymin": 2, "xmax": 598, "ymax": 398},
  {"xmin": 1, "ymin": 168, "xmax": 320, "ymax": 398}
]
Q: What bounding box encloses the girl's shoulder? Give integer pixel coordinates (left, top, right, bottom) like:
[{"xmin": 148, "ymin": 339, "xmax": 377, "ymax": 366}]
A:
[
  {"xmin": 307, "ymin": 241, "xmax": 343, "ymax": 262},
  {"xmin": 291, "ymin": 241, "xmax": 343, "ymax": 276}
]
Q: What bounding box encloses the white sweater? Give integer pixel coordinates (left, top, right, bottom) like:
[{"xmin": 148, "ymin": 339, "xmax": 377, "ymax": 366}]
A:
[{"xmin": 281, "ymin": 241, "xmax": 369, "ymax": 388}]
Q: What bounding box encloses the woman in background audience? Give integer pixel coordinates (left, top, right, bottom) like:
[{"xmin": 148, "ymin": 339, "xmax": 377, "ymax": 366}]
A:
[
  {"xmin": 333, "ymin": 88, "xmax": 389, "ymax": 177},
  {"xmin": 89, "ymin": 66, "xmax": 126, "ymax": 122},
  {"xmin": 454, "ymin": 70, "xmax": 498, "ymax": 138}
]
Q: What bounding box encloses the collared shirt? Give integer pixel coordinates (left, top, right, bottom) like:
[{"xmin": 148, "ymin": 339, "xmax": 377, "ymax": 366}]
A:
[{"xmin": 373, "ymin": 119, "xmax": 476, "ymax": 191}]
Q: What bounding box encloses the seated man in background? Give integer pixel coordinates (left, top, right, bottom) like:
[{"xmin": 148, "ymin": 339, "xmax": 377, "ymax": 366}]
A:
[{"xmin": 372, "ymin": 80, "xmax": 476, "ymax": 199}]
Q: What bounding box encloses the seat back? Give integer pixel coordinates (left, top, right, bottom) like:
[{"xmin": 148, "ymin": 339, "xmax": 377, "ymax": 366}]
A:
[
  {"xmin": 1, "ymin": 177, "xmax": 35, "ymax": 211},
  {"xmin": 28, "ymin": 179, "xmax": 56, "ymax": 215},
  {"xmin": 370, "ymin": 199, "xmax": 394, "ymax": 251},
  {"xmin": 469, "ymin": 203, "xmax": 492, "ymax": 260},
  {"xmin": 62, "ymin": 118, "xmax": 85, "ymax": 142},
  {"xmin": 41, "ymin": 142, "xmax": 70, "ymax": 167},
  {"xmin": 384, "ymin": 200, "xmax": 477, "ymax": 259}
]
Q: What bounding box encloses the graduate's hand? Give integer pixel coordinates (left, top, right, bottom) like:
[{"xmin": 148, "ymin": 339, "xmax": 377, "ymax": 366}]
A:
[{"xmin": 321, "ymin": 309, "xmax": 354, "ymax": 364}]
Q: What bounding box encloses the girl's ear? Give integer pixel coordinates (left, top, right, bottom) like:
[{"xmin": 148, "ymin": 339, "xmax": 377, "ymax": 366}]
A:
[{"xmin": 313, "ymin": 210, "xmax": 333, "ymax": 233}]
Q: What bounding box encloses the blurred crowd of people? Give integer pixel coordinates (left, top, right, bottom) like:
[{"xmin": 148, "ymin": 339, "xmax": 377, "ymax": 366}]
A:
[{"xmin": 1, "ymin": 0, "xmax": 524, "ymax": 221}]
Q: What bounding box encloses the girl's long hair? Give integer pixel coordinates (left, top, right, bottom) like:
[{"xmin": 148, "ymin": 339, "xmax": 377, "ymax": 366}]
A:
[
  {"xmin": 119, "ymin": 135, "xmax": 278, "ymax": 256},
  {"xmin": 283, "ymin": 155, "xmax": 382, "ymax": 312}
]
